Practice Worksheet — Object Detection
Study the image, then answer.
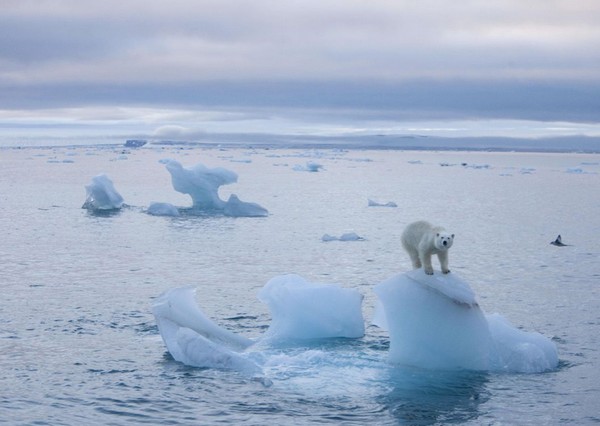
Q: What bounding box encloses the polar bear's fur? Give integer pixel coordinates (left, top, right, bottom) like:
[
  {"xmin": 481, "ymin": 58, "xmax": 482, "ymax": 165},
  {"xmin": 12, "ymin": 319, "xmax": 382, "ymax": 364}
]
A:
[{"xmin": 401, "ymin": 221, "xmax": 454, "ymax": 275}]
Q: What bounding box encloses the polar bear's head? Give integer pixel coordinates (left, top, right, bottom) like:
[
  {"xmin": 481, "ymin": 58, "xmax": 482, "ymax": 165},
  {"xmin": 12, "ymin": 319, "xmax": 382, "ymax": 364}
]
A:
[{"xmin": 434, "ymin": 232, "xmax": 454, "ymax": 251}]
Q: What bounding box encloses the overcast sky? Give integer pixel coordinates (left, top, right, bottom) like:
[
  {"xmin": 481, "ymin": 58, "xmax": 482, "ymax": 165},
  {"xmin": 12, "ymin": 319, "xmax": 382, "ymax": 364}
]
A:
[{"xmin": 1, "ymin": 0, "xmax": 599, "ymax": 139}]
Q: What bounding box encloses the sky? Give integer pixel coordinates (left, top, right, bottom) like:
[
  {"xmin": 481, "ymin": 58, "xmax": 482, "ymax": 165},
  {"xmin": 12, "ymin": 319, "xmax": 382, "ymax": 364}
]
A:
[{"xmin": 1, "ymin": 0, "xmax": 599, "ymax": 144}]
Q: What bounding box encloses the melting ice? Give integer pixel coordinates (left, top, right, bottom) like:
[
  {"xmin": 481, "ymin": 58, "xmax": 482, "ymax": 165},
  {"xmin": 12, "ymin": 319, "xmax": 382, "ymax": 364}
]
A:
[
  {"xmin": 374, "ymin": 270, "xmax": 559, "ymax": 373},
  {"xmin": 161, "ymin": 159, "xmax": 268, "ymax": 217},
  {"xmin": 82, "ymin": 174, "xmax": 124, "ymax": 211},
  {"xmin": 152, "ymin": 271, "xmax": 558, "ymax": 380}
]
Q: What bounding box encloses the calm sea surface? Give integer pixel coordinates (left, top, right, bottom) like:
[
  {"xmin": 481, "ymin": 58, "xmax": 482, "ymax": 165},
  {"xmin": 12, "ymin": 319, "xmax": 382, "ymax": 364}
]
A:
[{"xmin": 1, "ymin": 144, "xmax": 599, "ymax": 425}]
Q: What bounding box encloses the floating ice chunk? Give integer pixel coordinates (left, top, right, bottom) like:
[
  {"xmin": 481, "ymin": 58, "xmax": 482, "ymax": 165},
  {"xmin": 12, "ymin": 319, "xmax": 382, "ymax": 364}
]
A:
[
  {"xmin": 162, "ymin": 159, "xmax": 236, "ymax": 210},
  {"xmin": 223, "ymin": 194, "xmax": 269, "ymax": 217},
  {"xmin": 293, "ymin": 161, "xmax": 323, "ymax": 172},
  {"xmin": 374, "ymin": 271, "xmax": 558, "ymax": 373},
  {"xmin": 152, "ymin": 287, "xmax": 263, "ymax": 376},
  {"xmin": 374, "ymin": 272, "xmax": 490, "ymax": 371},
  {"xmin": 487, "ymin": 313, "xmax": 559, "ymax": 373},
  {"xmin": 82, "ymin": 174, "xmax": 124, "ymax": 211},
  {"xmin": 368, "ymin": 199, "xmax": 398, "ymax": 207},
  {"xmin": 257, "ymin": 274, "xmax": 365, "ymax": 341},
  {"xmin": 322, "ymin": 232, "xmax": 364, "ymax": 242},
  {"xmin": 152, "ymin": 286, "xmax": 254, "ymax": 351},
  {"xmin": 339, "ymin": 232, "xmax": 364, "ymax": 241},
  {"xmin": 161, "ymin": 159, "xmax": 268, "ymax": 216},
  {"xmin": 147, "ymin": 202, "xmax": 180, "ymax": 217},
  {"xmin": 520, "ymin": 167, "xmax": 536, "ymax": 174},
  {"xmin": 566, "ymin": 167, "xmax": 584, "ymax": 174}
]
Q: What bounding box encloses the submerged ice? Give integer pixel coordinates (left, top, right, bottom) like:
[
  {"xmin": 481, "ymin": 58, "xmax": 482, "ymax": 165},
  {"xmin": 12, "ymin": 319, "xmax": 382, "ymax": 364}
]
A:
[
  {"xmin": 153, "ymin": 270, "xmax": 558, "ymax": 378},
  {"xmin": 82, "ymin": 174, "xmax": 124, "ymax": 211},
  {"xmin": 161, "ymin": 159, "xmax": 268, "ymax": 217}
]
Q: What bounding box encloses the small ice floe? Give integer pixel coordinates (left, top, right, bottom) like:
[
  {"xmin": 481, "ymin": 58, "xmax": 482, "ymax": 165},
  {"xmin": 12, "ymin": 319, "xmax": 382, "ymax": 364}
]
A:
[
  {"xmin": 407, "ymin": 160, "xmax": 422, "ymax": 165},
  {"xmin": 147, "ymin": 202, "xmax": 180, "ymax": 217},
  {"xmin": 368, "ymin": 199, "xmax": 397, "ymax": 208},
  {"xmin": 223, "ymin": 194, "xmax": 269, "ymax": 218},
  {"xmin": 565, "ymin": 167, "xmax": 596, "ymax": 174},
  {"xmin": 520, "ymin": 167, "xmax": 536, "ymax": 174},
  {"xmin": 82, "ymin": 174, "xmax": 124, "ymax": 211},
  {"xmin": 464, "ymin": 163, "xmax": 491, "ymax": 169},
  {"xmin": 566, "ymin": 168, "xmax": 584, "ymax": 174},
  {"xmin": 322, "ymin": 232, "xmax": 365, "ymax": 242},
  {"xmin": 293, "ymin": 161, "xmax": 323, "ymax": 172}
]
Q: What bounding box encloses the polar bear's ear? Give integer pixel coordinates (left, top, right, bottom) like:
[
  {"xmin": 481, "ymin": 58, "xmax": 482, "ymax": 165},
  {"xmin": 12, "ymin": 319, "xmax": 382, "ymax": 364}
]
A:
[
  {"xmin": 451, "ymin": 234, "xmax": 455, "ymax": 238},
  {"xmin": 436, "ymin": 233, "xmax": 440, "ymax": 237}
]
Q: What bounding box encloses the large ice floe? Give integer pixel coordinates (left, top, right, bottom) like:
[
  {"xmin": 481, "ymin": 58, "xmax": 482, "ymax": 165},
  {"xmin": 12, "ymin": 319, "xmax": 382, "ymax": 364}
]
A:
[
  {"xmin": 82, "ymin": 174, "xmax": 124, "ymax": 211},
  {"xmin": 152, "ymin": 270, "xmax": 558, "ymax": 379},
  {"xmin": 161, "ymin": 159, "xmax": 268, "ymax": 217}
]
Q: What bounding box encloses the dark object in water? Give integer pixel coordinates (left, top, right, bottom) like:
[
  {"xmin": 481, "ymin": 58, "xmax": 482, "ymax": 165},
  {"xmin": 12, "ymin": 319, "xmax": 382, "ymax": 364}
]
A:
[
  {"xmin": 550, "ymin": 235, "xmax": 569, "ymax": 246},
  {"xmin": 125, "ymin": 139, "xmax": 147, "ymax": 148}
]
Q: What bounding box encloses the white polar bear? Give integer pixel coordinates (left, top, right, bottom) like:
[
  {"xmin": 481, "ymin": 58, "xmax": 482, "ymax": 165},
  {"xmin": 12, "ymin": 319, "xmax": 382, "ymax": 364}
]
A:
[{"xmin": 401, "ymin": 221, "xmax": 454, "ymax": 275}]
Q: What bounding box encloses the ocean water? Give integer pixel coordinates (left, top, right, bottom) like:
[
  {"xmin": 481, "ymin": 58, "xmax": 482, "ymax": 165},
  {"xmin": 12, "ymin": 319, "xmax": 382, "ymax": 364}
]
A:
[{"xmin": 1, "ymin": 143, "xmax": 599, "ymax": 425}]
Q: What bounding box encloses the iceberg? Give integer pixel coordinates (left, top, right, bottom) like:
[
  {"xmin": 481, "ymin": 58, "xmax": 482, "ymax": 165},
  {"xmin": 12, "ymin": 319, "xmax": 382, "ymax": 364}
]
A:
[
  {"xmin": 257, "ymin": 274, "xmax": 365, "ymax": 341},
  {"xmin": 152, "ymin": 271, "xmax": 557, "ymax": 377},
  {"xmin": 161, "ymin": 159, "xmax": 268, "ymax": 217},
  {"xmin": 373, "ymin": 270, "xmax": 558, "ymax": 373},
  {"xmin": 82, "ymin": 174, "xmax": 124, "ymax": 211},
  {"xmin": 152, "ymin": 275, "xmax": 364, "ymax": 375},
  {"xmin": 152, "ymin": 287, "xmax": 259, "ymax": 375}
]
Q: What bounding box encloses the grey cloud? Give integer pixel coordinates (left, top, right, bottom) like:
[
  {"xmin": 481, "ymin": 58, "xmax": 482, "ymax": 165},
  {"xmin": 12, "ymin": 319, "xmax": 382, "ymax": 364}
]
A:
[{"xmin": 0, "ymin": 0, "xmax": 599, "ymax": 124}]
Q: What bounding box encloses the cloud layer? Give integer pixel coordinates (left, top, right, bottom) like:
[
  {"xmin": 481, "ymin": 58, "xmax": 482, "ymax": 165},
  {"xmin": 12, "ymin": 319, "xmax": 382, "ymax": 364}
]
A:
[{"xmin": 1, "ymin": 0, "xmax": 599, "ymax": 127}]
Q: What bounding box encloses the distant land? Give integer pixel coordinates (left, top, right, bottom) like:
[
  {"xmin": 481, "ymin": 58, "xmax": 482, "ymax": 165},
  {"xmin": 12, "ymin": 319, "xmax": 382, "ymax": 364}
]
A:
[
  {"xmin": 149, "ymin": 133, "xmax": 600, "ymax": 153},
  {"xmin": 2, "ymin": 133, "xmax": 600, "ymax": 153}
]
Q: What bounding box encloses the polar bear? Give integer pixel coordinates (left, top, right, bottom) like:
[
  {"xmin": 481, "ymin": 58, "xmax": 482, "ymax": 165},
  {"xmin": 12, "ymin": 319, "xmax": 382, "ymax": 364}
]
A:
[{"xmin": 401, "ymin": 221, "xmax": 454, "ymax": 275}]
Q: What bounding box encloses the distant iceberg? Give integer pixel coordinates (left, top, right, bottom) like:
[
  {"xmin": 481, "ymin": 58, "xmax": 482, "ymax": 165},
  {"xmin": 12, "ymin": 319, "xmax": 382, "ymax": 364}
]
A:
[
  {"xmin": 161, "ymin": 159, "xmax": 268, "ymax": 217},
  {"xmin": 124, "ymin": 139, "xmax": 147, "ymax": 148},
  {"xmin": 82, "ymin": 174, "xmax": 124, "ymax": 211},
  {"xmin": 368, "ymin": 199, "xmax": 397, "ymax": 207},
  {"xmin": 293, "ymin": 161, "xmax": 323, "ymax": 172}
]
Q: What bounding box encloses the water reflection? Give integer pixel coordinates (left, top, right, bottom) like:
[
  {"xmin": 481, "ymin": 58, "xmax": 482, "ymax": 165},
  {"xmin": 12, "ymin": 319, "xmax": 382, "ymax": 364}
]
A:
[{"xmin": 381, "ymin": 367, "xmax": 490, "ymax": 425}]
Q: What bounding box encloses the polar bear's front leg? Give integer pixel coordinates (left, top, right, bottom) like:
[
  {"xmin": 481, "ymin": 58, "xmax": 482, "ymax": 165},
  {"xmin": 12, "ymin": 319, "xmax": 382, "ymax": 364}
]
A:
[
  {"xmin": 420, "ymin": 251, "xmax": 434, "ymax": 275},
  {"xmin": 438, "ymin": 251, "xmax": 450, "ymax": 274}
]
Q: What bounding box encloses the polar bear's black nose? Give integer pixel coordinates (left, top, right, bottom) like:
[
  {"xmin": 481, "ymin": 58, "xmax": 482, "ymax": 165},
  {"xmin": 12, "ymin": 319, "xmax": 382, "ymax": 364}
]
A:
[{"xmin": 443, "ymin": 241, "xmax": 447, "ymax": 246}]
